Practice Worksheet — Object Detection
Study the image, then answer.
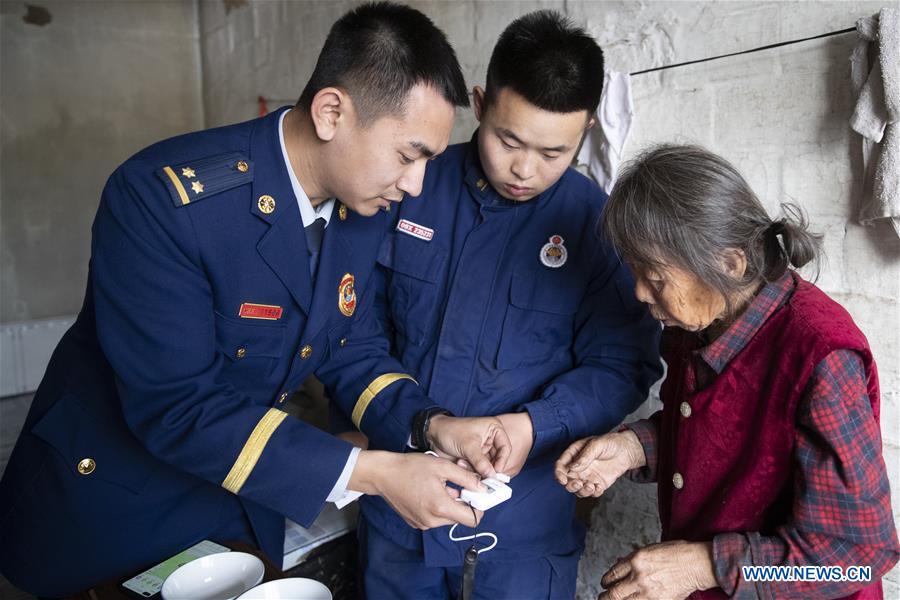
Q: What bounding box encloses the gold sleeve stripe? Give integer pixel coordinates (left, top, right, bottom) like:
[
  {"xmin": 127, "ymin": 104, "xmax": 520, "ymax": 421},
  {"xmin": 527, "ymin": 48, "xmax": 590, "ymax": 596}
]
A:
[
  {"xmin": 351, "ymin": 373, "xmax": 417, "ymax": 429},
  {"xmin": 162, "ymin": 166, "xmax": 191, "ymax": 205},
  {"xmin": 222, "ymin": 408, "xmax": 289, "ymax": 494}
]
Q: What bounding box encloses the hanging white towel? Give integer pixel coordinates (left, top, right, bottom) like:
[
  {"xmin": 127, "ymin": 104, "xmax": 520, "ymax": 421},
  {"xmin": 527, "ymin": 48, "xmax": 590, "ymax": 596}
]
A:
[
  {"xmin": 851, "ymin": 8, "xmax": 900, "ymax": 237},
  {"xmin": 577, "ymin": 69, "xmax": 634, "ymax": 194}
]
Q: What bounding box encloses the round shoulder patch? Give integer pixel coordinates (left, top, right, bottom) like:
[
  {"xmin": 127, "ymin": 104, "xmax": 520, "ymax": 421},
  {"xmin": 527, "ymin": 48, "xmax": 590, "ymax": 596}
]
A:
[{"xmin": 540, "ymin": 235, "xmax": 568, "ymax": 268}]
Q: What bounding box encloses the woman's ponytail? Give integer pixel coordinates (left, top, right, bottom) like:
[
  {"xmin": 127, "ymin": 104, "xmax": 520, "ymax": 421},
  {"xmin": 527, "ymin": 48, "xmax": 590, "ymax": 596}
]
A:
[{"xmin": 758, "ymin": 203, "xmax": 822, "ymax": 282}]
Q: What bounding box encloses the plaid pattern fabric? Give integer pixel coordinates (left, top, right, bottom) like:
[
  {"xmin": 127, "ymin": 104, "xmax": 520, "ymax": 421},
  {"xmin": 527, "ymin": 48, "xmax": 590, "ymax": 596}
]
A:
[
  {"xmin": 696, "ymin": 272, "xmax": 793, "ymax": 382},
  {"xmin": 620, "ymin": 416, "xmax": 660, "ymax": 484},
  {"xmin": 624, "ymin": 272, "xmax": 899, "ymax": 597}
]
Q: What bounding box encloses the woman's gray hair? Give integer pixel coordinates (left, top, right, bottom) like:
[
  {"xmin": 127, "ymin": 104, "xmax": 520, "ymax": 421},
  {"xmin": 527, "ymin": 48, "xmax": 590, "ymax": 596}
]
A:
[{"xmin": 602, "ymin": 144, "xmax": 822, "ymax": 317}]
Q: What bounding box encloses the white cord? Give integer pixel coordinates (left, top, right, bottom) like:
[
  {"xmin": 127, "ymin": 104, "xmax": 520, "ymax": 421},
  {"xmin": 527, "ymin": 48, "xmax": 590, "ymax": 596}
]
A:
[
  {"xmin": 449, "ymin": 498, "xmax": 498, "ymax": 553},
  {"xmin": 449, "ymin": 523, "xmax": 498, "ymax": 553},
  {"xmin": 424, "ymin": 450, "xmax": 500, "ymax": 554}
]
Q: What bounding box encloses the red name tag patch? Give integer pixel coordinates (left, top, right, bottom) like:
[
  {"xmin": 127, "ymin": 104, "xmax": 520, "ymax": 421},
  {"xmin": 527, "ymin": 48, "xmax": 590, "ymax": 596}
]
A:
[
  {"xmin": 396, "ymin": 219, "xmax": 434, "ymax": 242},
  {"xmin": 239, "ymin": 303, "xmax": 283, "ymax": 320}
]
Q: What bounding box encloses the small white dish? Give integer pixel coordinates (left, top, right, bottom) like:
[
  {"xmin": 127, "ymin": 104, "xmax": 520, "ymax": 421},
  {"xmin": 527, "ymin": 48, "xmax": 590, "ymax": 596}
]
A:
[
  {"xmin": 161, "ymin": 551, "xmax": 265, "ymax": 600},
  {"xmin": 237, "ymin": 578, "xmax": 332, "ymax": 600}
]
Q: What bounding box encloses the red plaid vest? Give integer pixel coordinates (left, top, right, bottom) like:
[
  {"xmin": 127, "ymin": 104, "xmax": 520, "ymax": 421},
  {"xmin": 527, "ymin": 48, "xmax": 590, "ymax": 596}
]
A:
[{"xmin": 658, "ymin": 276, "xmax": 881, "ymax": 600}]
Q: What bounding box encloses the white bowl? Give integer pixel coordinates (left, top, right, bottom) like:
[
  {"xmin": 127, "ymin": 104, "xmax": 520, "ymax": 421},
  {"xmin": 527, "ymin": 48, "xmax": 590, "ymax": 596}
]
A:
[
  {"xmin": 237, "ymin": 578, "xmax": 332, "ymax": 600},
  {"xmin": 161, "ymin": 551, "xmax": 265, "ymax": 600}
]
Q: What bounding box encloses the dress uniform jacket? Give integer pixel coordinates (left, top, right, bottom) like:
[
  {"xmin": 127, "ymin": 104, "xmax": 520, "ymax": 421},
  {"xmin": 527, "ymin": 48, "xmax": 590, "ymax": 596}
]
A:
[
  {"xmin": 0, "ymin": 107, "xmax": 431, "ymax": 597},
  {"xmin": 331, "ymin": 139, "xmax": 663, "ymax": 570}
]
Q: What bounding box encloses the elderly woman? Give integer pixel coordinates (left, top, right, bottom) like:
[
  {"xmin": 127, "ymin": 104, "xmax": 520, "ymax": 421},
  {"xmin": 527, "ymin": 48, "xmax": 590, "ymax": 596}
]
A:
[{"xmin": 555, "ymin": 145, "xmax": 899, "ymax": 599}]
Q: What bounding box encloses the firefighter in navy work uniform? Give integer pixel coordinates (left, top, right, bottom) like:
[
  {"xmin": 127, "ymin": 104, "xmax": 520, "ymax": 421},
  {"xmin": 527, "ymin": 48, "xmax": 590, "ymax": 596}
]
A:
[
  {"xmin": 0, "ymin": 4, "xmax": 513, "ymax": 596},
  {"xmin": 329, "ymin": 12, "xmax": 663, "ymax": 599}
]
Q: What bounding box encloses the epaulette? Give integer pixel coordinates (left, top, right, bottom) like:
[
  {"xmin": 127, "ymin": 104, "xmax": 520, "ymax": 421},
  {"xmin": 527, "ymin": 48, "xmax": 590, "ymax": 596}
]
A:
[{"xmin": 155, "ymin": 152, "xmax": 254, "ymax": 207}]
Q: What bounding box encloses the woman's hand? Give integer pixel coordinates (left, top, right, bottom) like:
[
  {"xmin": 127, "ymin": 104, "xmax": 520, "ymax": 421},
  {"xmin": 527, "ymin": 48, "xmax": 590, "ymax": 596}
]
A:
[
  {"xmin": 554, "ymin": 431, "xmax": 646, "ymax": 497},
  {"xmin": 599, "ymin": 540, "xmax": 718, "ymax": 600}
]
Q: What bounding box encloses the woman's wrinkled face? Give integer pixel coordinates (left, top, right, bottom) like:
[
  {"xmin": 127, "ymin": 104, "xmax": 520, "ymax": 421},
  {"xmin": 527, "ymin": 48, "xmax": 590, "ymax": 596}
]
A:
[{"xmin": 631, "ymin": 262, "xmax": 727, "ymax": 332}]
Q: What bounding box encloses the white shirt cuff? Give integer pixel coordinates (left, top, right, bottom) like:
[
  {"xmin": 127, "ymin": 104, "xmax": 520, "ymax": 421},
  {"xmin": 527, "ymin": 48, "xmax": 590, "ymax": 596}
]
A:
[{"xmin": 326, "ymin": 446, "xmax": 363, "ymax": 508}]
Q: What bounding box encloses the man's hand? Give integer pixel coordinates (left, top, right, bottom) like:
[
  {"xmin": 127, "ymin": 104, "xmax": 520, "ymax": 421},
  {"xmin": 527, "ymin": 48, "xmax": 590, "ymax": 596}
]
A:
[
  {"xmin": 599, "ymin": 540, "xmax": 717, "ymax": 600},
  {"xmin": 494, "ymin": 412, "xmax": 534, "ymax": 477},
  {"xmin": 554, "ymin": 431, "xmax": 645, "ymax": 498},
  {"xmin": 348, "ymin": 450, "xmax": 484, "ymax": 530},
  {"xmin": 426, "ymin": 415, "xmax": 511, "ymax": 479}
]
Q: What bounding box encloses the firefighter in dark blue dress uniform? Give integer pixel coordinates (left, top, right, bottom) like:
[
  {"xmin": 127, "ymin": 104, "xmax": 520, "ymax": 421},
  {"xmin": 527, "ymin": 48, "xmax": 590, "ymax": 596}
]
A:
[
  {"xmin": 329, "ymin": 12, "xmax": 663, "ymax": 599},
  {"xmin": 0, "ymin": 4, "xmax": 512, "ymax": 596}
]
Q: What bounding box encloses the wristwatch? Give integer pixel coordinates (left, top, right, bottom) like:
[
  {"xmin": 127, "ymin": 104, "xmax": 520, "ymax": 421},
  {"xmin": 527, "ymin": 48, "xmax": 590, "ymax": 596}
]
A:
[{"xmin": 411, "ymin": 407, "xmax": 453, "ymax": 451}]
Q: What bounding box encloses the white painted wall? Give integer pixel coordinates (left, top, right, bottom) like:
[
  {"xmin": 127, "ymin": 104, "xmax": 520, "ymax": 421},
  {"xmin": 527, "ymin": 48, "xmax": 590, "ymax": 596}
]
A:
[{"xmin": 0, "ymin": 317, "xmax": 74, "ymax": 397}]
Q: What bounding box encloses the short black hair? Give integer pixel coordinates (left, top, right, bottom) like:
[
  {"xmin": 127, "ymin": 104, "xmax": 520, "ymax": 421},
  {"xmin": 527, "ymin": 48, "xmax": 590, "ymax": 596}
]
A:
[
  {"xmin": 297, "ymin": 1, "xmax": 469, "ymax": 125},
  {"xmin": 485, "ymin": 10, "xmax": 604, "ymax": 114}
]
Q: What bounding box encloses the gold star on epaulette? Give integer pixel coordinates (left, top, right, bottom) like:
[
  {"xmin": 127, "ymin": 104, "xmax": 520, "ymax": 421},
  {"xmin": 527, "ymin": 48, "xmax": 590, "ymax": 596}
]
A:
[
  {"xmin": 182, "ymin": 167, "xmax": 196, "ymax": 178},
  {"xmin": 191, "ymin": 181, "xmax": 204, "ymax": 194}
]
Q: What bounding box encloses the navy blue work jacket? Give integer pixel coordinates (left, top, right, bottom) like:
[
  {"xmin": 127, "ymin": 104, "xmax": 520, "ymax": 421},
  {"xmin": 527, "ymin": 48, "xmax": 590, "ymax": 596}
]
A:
[
  {"xmin": 332, "ymin": 139, "xmax": 662, "ymax": 565},
  {"xmin": 0, "ymin": 107, "xmax": 432, "ymax": 597}
]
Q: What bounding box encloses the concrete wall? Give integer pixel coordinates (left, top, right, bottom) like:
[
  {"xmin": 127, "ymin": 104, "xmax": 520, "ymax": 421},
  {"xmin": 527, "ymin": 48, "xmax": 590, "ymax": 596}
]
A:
[
  {"xmin": 198, "ymin": 1, "xmax": 898, "ymax": 597},
  {"xmin": 0, "ymin": 7, "xmax": 202, "ymax": 594},
  {"xmin": 0, "ymin": 0, "xmax": 204, "ymax": 323},
  {"xmin": 197, "ymin": 0, "xmax": 526, "ymax": 141},
  {"xmin": 580, "ymin": 3, "xmax": 899, "ymax": 598}
]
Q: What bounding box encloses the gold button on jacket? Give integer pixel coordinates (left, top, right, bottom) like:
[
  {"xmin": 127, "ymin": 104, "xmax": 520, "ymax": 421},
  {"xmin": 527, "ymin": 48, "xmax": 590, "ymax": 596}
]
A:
[
  {"xmin": 257, "ymin": 194, "xmax": 276, "ymax": 214},
  {"xmin": 77, "ymin": 458, "xmax": 96, "ymax": 475}
]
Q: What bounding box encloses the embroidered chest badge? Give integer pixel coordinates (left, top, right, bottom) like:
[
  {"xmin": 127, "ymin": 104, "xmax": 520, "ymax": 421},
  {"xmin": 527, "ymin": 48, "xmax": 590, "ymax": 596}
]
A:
[
  {"xmin": 396, "ymin": 219, "xmax": 434, "ymax": 242},
  {"xmin": 338, "ymin": 273, "xmax": 357, "ymax": 317},
  {"xmin": 540, "ymin": 235, "xmax": 568, "ymax": 268}
]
